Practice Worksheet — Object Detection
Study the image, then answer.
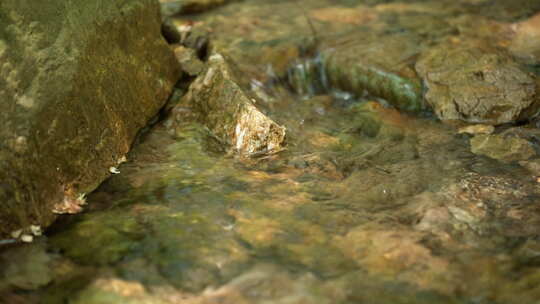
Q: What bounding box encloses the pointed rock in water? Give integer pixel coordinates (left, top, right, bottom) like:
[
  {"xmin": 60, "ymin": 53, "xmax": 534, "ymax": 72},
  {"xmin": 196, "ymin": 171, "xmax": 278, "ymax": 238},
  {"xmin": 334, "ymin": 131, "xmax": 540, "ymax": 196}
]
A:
[
  {"xmin": 0, "ymin": 0, "xmax": 181, "ymax": 237},
  {"xmin": 177, "ymin": 53, "xmax": 286, "ymax": 157},
  {"xmin": 416, "ymin": 38, "xmax": 539, "ymax": 125}
]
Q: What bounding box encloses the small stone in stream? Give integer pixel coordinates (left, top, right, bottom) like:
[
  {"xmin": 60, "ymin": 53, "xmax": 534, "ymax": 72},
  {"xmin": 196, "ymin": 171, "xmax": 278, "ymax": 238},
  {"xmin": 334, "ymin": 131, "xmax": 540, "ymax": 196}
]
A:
[
  {"xmin": 416, "ymin": 38, "xmax": 539, "ymax": 125},
  {"xmin": 29, "ymin": 225, "xmax": 42, "ymax": 236},
  {"xmin": 458, "ymin": 124, "xmax": 495, "ymax": 135},
  {"xmin": 470, "ymin": 132, "xmax": 536, "ymax": 163},
  {"xmin": 10, "ymin": 229, "xmax": 22, "ymax": 239},
  {"xmin": 20, "ymin": 235, "xmax": 33, "ymax": 243},
  {"xmin": 181, "ymin": 26, "xmax": 210, "ymax": 60}
]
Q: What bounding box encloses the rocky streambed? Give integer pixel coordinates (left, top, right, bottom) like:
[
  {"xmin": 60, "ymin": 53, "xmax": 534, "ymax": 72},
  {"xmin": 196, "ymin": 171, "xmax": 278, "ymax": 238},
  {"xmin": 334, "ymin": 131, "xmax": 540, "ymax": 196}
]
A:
[{"xmin": 2, "ymin": 0, "xmax": 540, "ymax": 303}]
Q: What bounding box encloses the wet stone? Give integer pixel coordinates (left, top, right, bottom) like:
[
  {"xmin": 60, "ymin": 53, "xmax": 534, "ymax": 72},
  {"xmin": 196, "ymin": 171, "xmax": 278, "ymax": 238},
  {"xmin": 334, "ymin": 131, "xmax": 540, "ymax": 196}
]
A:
[
  {"xmin": 416, "ymin": 38, "xmax": 539, "ymax": 125},
  {"xmin": 457, "ymin": 124, "xmax": 495, "ymax": 135},
  {"xmin": 173, "ymin": 53, "xmax": 286, "ymax": 157},
  {"xmin": 0, "ymin": 0, "xmax": 181, "ymax": 236},
  {"xmin": 470, "ymin": 129, "xmax": 537, "ymax": 163},
  {"xmin": 322, "ymin": 32, "xmax": 425, "ymax": 112}
]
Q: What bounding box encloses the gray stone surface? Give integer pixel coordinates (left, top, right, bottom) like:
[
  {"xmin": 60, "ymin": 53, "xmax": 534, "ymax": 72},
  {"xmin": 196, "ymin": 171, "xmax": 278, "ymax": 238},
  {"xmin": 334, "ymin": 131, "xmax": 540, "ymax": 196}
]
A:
[{"xmin": 0, "ymin": 0, "xmax": 181, "ymax": 236}]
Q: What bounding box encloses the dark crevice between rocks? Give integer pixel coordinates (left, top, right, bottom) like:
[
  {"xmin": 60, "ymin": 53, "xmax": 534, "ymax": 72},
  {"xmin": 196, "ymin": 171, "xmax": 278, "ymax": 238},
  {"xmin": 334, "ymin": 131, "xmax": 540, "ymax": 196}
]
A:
[
  {"xmin": 132, "ymin": 73, "xmax": 196, "ymax": 147},
  {"xmin": 133, "ymin": 21, "xmax": 211, "ymax": 147},
  {"xmin": 161, "ymin": 19, "xmax": 210, "ymax": 61}
]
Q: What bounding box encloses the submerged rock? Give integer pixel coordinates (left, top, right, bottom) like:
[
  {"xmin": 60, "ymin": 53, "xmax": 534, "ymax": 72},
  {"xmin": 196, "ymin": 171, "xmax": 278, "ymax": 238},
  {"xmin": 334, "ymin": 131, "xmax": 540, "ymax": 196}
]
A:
[
  {"xmin": 0, "ymin": 0, "xmax": 181, "ymax": 237},
  {"xmin": 332, "ymin": 224, "xmax": 456, "ymax": 294},
  {"xmin": 470, "ymin": 128, "xmax": 537, "ymax": 163},
  {"xmin": 174, "ymin": 53, "xmax": 286, "ymax": 156},
  {"xmin": 70, "ymin": 264, "xmax": 331, "ymax": 304},
  {"xmin": 0, "ymin": 242, "xmax": 54, "ymax": 291},
  {"xmin": 322, "ymin": 33, "xmax": 425, "ymax": 112},
  {"xmin": 416, "ymin": 38, "xmax": 539, "ymax": 125}
]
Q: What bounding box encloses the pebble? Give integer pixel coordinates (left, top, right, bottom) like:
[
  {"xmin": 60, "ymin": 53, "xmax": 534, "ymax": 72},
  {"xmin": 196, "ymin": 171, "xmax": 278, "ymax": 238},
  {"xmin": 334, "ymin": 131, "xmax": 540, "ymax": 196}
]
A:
[
  {"xmin": 458, "ymin": 124, "xmax": 494, "ymax": 135},
  {"xmin": 11, "ymin": 229, "xmax": 23, "ymax": 239},
  {"xmin": 20, "ymin": 234, "xmax": 33, "ymax": 243}
]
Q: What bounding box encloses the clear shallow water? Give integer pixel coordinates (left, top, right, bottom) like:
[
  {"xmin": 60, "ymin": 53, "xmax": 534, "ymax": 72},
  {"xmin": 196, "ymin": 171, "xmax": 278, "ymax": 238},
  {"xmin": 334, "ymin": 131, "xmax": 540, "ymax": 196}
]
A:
[
  {"xmin": 2, "ymin": 0, "xmax": 540, "ymax": 303},
  {"xmin": 14, "ymin": 91, "xmax": 539, "ymax": 304}
]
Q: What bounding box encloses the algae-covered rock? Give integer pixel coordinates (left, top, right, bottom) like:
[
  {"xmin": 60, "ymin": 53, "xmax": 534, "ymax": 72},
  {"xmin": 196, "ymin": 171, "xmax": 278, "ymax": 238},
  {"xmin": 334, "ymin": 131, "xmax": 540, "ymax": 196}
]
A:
[
  {"xmin": 176, "ymin": 53, "xmax": 286, "ymax": 156},
  {"xmin": 0, "ymin": 242, "xmax": 54, "ymax": 291},
  {"xmin": 322, "ymin": 33, "xmax": 425, "ymax": 112},
  {"xmin": 416, "ymin": 38, "xmax": 539, "ymax": 125},
  {"xmin": 0, "ymin": 0, "xmax": 181, "ymax": 237},
  {"xmin": 50, "ymin": 211, "xmax": 144, "ymax": 265}
]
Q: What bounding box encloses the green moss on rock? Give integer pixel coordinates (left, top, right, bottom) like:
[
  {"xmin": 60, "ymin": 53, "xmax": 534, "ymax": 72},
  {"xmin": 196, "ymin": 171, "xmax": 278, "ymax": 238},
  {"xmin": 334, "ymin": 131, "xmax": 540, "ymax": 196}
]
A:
[{"xmin": 0, "ymin": 0, "xmax": 181, "ymax": 236}]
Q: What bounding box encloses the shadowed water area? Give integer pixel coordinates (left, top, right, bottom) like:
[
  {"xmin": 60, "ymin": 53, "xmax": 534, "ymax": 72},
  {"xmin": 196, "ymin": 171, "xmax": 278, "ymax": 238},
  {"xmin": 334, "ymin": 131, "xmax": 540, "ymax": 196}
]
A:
[{"xmin": 3, "ymin": 0, "xmax": 540, "ymax": 303}]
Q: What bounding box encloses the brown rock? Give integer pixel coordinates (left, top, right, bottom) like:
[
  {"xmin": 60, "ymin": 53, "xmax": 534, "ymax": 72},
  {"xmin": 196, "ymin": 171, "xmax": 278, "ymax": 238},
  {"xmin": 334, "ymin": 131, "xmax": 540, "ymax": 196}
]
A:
[
  {"xmin": 175, "ymin": 53, "xmax": 286, "ymax": 156},
  {"xmin": 416, "ymin": 38, "xmax": 539, "ymax": 125},
  {"xmin": 0, "ymin": 0, "xmax": 181, "ymax": 236}
]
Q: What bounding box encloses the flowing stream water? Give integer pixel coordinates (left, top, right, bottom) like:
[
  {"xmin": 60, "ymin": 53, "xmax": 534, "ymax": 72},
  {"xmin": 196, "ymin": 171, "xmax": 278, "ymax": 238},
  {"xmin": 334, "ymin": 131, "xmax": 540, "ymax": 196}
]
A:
[{"xmin": 2, "ymin": 1, "xmax": 540, "ymax": 303}]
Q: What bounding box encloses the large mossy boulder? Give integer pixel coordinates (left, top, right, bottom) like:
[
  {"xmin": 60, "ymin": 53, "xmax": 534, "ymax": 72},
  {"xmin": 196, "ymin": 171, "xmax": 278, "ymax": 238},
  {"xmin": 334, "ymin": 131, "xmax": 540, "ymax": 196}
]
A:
[
  {"xmin": 0, "ymin": 0, "xmax": 181, "ymax": 237},
  {"xmin": 416, "ymin": 38, "xmax": 539, "ymax": 125}
]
